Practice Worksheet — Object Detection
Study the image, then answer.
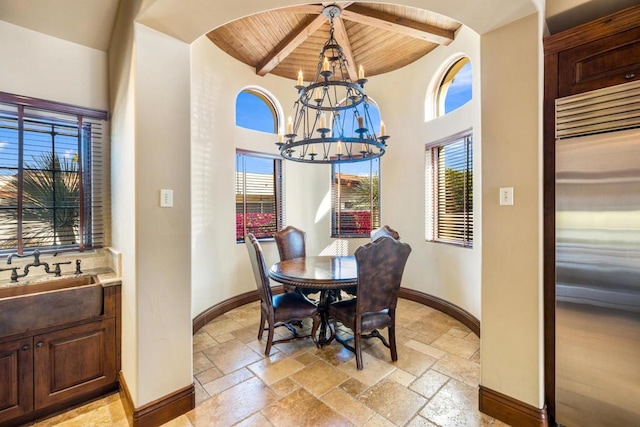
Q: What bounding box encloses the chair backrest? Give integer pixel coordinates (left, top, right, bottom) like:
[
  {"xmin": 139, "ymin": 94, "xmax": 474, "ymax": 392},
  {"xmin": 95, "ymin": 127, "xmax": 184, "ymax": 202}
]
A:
[
  {"xmin": 370, "ymin": 225, "xmax": 400, "ymax": 243},
  {"xmin": 274, "ymin": 225, "xmax": 306, "ymax": 261},
  {"xmin": 355, "ymin": 236, "xmax": 411, "ymax": 314},
  {"xmin": 245, "ymin": 233, "xmax": 273, "ymax": 306}
]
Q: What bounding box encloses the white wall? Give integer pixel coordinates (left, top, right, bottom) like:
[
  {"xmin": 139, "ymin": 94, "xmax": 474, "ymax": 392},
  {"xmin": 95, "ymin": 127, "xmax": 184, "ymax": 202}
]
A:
[
  {"xmin": 190, "ymin": 36, "xmax": 326, "ymax": 318},
  {"xmin": 365, "ymin": 25, "xmax": 482, "ymax": 318},
  {"xmin": 480, "ymin": 12, "xmax": 544, "ymax": 407},
  {"xmin": 0, "ymin": 20, "xmax": 108, "ymax": 110}
]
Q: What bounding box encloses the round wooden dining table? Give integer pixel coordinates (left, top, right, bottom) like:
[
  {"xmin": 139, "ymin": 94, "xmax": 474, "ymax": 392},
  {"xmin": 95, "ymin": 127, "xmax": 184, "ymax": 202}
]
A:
[{"xmin": 268, "ymin": 255, "xmax": 357, "ymax": 345}]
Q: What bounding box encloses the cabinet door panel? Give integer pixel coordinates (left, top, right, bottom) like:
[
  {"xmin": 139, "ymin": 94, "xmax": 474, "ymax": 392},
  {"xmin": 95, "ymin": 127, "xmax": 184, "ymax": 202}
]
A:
[
  {"xmin": 34, "ymin": 319, "xmax": 116, "ymax": 409},
  {"xmin": 0, "ymin": 339, "xmax": 33, "ymax": 423},
  {"xmin": 559, "ymin": 26, "xmax": 640, "ymax": 97}
]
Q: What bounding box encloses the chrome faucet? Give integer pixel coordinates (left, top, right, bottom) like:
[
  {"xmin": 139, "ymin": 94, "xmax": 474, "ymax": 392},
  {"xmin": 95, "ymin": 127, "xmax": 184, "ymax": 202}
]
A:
[{"xmin": 2, "ymin": 249, "xmax": 71, "ymax": 282}]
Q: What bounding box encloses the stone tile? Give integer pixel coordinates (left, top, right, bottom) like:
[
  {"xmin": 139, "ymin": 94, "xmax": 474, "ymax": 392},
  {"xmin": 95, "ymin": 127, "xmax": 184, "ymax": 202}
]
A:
[
  {"xmin": 192, "ymin": 330, "xmax": 217, "ymax": 353},
  {"xmin": 336, "ymin": 350, "xmax": 395, "ymax": 387},
  {"xmin": 188, "ymin": 377, "xmax": 277, "ymax": 426},
  {"xmin": 470, "ymin": 350, "xmax": 481, "ymax": 364},
  {"xmin": 387, "ymin": 368, "xmax": 416, "ymax": 387},
  {"xmin": 465, "ymin": 332, "xmax": 480, "ymax": 343},
  {"xmin": 262, "ymin": 388, "xmax": 351, "ymax": 427},
  {"xmin": 290, "ymin": 360, "xmax": 349, "ymax": 397},
  {"xmin": 339, "ymin": 377, "xmax": 369, "ymax": 397},
  {"xmin": 314, "ymin": 342, "xmax": 356, "ymax": 366},
  {"xmin": 432, "ymin": 354, "xmax": 481, "ymax": 387},
  {"xmin": 405, "ymin": 339, "xmax": 446, "ymax": 359},
  {"xmin": 406, "ymin": 415, "xmax": 438, "ymax": 426},
  {"xmin": 193, "ymin": 379, "xmax": 210, "ymax": 406},
  {"xmin": 270, "ymin": 377, "xmax": 300, "ymax": 396},
  {"xmin": 406, "ymin": 318, "xmax": 455, "ymax": 344},
  {"xmin": 410, "ymin": 369, "xmax": 450, "ymax": 399},
  {"xmin": 362, "ymin": 414, "xmax": 397, "ymax": 427},
  {"xmin": 202, "ymin": 367, "xmax": 254, "ymax": 396},
  {"xmin": 420, "ymin": 379, "xmax": 495, "ymax": 426},
  {"xmin": 447, "ymin": 326, "xmax": 472, "ymax": 339},
  {"xmin": 248, "ymin": 357, "xmax": 306, "ymax": 385},
  {"xmin": 234, "ymin": 412, "xmax": 273, "ymax": 426},
  {"xmin": 358, "ymin": 379, "xmax": 427, "ymax": 426},
  {"xmin": 215, "ymin": 332, "xmax": 235, "ymax": 343},
  {"xmin": 224, "ymin": 305, "xmax": 262, "ymax": 327},
  {"xmin": 295, "ymin": 351, "xmax": 320, "ymax": 366},
  {"xmin": 161, "ymin": 415, "xmax": 194, "ymax": 426},
  {"xmin": 195, "ymin": 366, "xmax": 223, "ymax": 386},
  {"xmin": 323, "ymin": 388, "xmax": 376, "ymax": 426},
  {"xmin": 193, "ymin": 351, "xmax": 214, "ymax": 375},
  {"xmin": 431, "ymin": 333, "xmax": 480, "ymax": 359},
  {"xmin": 35, "ymin": 392, "xmax": 127, "ymax": 426},
  {"xmin": 202, "ymin": 339, "xmax": 262, "ymax": 374},
  {"xmin": 233, "ymin": 324, "xmax": 261, "ymax": 344},
  {"xmin": 392, "ymin": 343, "xmax": 437, "ymax": 377},
  {"xmin": 201, "ymin": 317, "xmax": 245, "ymax": 337}
]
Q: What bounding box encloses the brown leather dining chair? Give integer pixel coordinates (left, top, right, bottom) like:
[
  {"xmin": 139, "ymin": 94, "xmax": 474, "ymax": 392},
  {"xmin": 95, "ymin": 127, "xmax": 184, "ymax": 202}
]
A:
[
  {"xmin": 328, "ymin": 236, "xmax": 411, "ymax": 370},
  {"xmin": 274, "ymin": 225, "xmax": 321, "ymax": 298},
  {"xmin": 370, "ymin": 224, "xmax": 400, "ymax": 242},
  {"xmin": 342, "ymin": 225, "xmax": 401, "ymax": 298},
  {"xmin": 245, "ymin": 233, "xmax": 320, "ymax": 356}
]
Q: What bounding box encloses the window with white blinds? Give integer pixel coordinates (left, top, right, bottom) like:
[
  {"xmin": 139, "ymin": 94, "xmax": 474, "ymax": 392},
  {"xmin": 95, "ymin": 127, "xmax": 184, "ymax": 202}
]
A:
[
  {"xmin": 331, "ymin": 158, "xmax": 380, "ymax": 237},
  {"xmin": 425, "ymin": 132, "xmax": 473, "ymax": 247},
  {"xmin": 0, "ymin": 92, "xmax": 108, "ymax": 255},
  {"xmin": 235, "ymin": 150, "xmax": 283, "ymax": 243}
]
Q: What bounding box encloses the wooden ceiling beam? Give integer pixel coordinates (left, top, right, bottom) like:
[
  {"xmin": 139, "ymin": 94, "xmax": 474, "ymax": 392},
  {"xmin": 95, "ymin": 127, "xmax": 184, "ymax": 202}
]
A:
[
  {"xmin": 341, "ymin": 4, "xmax": 455, "ymax": 45},
  {"xmin": 256, "ymin": 14, "xmax": 327, "ymax": 76},
  {"xmin": 331, "ymin": 17, "xmax": 358, "ymax": 82}
]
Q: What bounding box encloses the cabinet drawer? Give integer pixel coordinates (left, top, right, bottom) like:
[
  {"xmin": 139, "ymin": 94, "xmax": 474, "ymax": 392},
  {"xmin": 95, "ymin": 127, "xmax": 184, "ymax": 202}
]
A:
[
  {"xmin": 34, "ymin": 319, "xmax": 116, "ymax": 409},
  {"xmin": 558, "ymin": 26, "xmax": 640, "ymax": 97}
]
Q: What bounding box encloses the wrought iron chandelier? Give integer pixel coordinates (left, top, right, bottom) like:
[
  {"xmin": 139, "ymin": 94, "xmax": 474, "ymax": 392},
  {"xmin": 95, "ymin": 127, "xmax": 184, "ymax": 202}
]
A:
[{"xmin": 276, "ymin": 5, "xmax": 389, "ymax": 164}]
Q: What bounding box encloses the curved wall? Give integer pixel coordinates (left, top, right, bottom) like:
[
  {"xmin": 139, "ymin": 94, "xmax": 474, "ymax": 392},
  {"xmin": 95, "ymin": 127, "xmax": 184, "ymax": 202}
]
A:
[{"xmin": 108, "ymin": 0, "xmax": 545, "ymax": 411}]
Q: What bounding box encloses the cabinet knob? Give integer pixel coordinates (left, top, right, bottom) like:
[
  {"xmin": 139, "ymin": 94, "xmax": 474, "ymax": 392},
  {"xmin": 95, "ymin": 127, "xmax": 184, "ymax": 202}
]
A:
[
  {"xmin": 22, "ymin": 345, "xmax": 30, "ymax": 351},
  {"xmin": 36, "ymin": 342, "xmax": 44, "ymax": 348},
  {"xmin": 625, "ymin": 73, "xmax": 636, "ymax": 79}
]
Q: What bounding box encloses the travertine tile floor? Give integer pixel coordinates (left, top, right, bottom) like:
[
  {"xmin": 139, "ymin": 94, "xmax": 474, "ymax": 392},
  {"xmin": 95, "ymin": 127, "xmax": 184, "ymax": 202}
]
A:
[{"xmin": 33, "ymin": 298, "xmax": 510, "ymax": 426}]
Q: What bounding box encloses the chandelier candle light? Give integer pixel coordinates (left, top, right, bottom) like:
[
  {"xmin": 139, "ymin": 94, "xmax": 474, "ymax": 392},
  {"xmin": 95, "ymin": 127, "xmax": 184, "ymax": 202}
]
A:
[{"xmin": 276, "ymin": 5, "xmax": 389, "ymax": 164}]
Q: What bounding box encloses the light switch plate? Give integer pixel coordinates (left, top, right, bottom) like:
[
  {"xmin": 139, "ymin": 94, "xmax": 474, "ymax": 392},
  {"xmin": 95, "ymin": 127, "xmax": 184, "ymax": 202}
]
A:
[
  {"xmin": 499, "ymin": 187, "xmax": 514, "ymax": 206},
  {"xmin": 160, "ymin": 189, "xmax": 173, "ymax": 207}
]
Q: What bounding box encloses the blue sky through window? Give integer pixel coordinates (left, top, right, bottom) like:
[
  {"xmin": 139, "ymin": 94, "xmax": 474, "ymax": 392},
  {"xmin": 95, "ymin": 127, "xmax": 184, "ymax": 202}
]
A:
[
  {"xmin": 444, "ymin": 61, "xmax": 472, "ymax": 114},
  {"xmin": 236, "ymin": 90, "xmax": 276, "ymax": 133}
]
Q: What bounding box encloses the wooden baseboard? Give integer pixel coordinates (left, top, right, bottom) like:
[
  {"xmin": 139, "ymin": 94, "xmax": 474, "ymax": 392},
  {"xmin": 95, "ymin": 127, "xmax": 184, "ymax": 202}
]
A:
[
  {"xmin": 479, "ymin": 385, "xmax": 548, "ymax": 427},
  {"xmin": 398, "ymin": 287, "xmax": 480, "ymax": 337},
  {"xmin": 193, "ymin": 285, "xmax": 284, "ymax": 333},
  {"xmin": 119, "ymin": 371, "xmax": 195, "ymax": 427}
]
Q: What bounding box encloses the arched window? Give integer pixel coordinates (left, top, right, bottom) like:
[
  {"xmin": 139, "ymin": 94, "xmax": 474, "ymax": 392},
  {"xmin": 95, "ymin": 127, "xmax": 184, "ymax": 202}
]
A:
[
  {"xmin": 436, "ymin": 57, "xmax": 472, "ymax": 116},
  {"xmin": 235, "ymin": 88, "xmax": 278, "ymax": 133}
]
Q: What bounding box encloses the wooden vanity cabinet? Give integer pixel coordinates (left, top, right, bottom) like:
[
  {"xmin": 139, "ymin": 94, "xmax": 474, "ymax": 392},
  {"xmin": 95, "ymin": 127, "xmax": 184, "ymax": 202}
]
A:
[{"xmin": 0, "ymin": 283, "xmax": 120, "ymax": 426}]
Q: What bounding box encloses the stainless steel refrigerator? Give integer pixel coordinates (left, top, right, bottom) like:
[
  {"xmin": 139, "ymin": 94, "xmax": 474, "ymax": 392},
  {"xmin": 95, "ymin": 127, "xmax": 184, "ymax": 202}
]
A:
[{"xmin": 555, "ymin": 81, "xmax": 640, "ymax": 426}]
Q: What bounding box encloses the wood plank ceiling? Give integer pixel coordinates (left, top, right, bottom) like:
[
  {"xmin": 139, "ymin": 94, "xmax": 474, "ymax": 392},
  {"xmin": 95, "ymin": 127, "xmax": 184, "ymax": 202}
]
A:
[{"xmin": 206, "ymin": 2, "xmax": 462, "ymax": 81}]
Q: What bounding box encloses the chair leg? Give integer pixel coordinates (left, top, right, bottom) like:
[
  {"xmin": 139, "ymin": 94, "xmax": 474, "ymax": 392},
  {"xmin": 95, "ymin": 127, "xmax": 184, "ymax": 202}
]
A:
[
  {"xmin": 389, "ymin": 324, "xmax": 398, "ymax": 362},
  {"xmin": 257, "ymin": 311, "xmax": 266, "ymax": 340},
  {"xmin": 265, "ymin": 321, "xmax": 275, "ymax": 356},
  {"xmin": 355, "ymin": 332, "xmax": 363, "ymax": 370}
]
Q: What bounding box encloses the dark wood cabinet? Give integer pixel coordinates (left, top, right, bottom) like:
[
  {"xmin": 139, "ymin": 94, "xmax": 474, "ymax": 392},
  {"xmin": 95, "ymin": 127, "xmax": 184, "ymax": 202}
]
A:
[
  {"xmin": 34, "ymin": 319, "xmax": 116, "ymax": 409},
  {"xmin": 0, "ymin": 338, "xmax": 33, "ymax": 422},
  {"xmin": 0, "ymin": 283, "xmax": 120, "ymax": 426},
  {"xmin": 557, "ymin": 25, "xmax": 640, "ymax": 97}
]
